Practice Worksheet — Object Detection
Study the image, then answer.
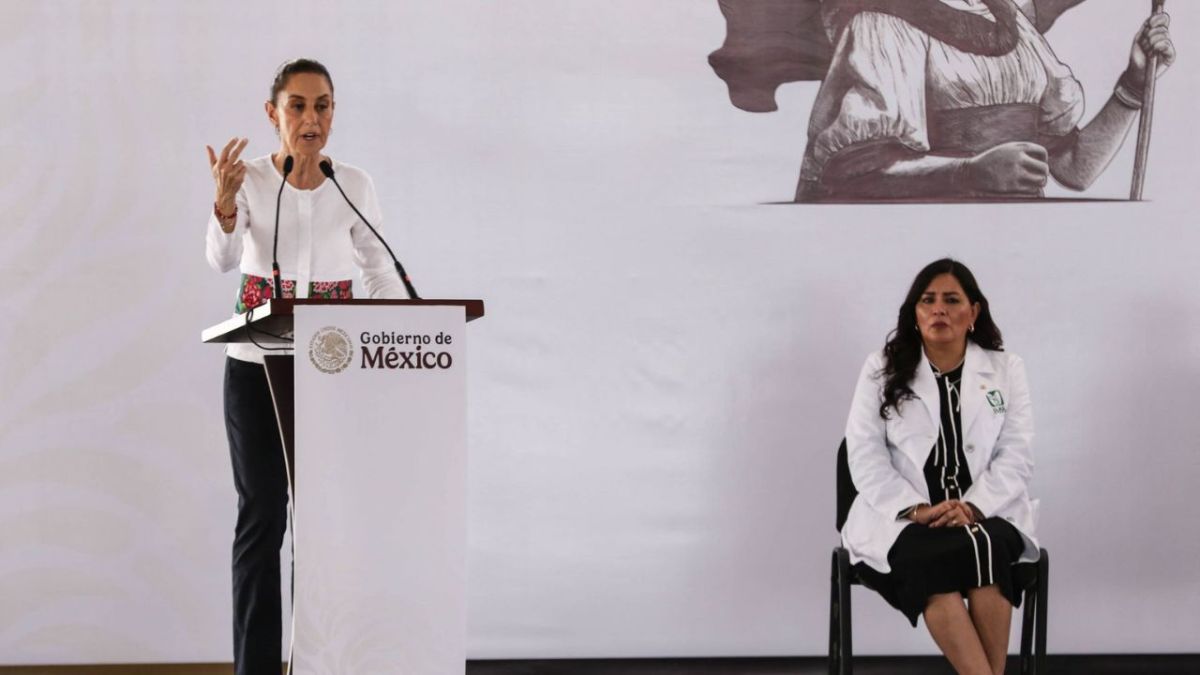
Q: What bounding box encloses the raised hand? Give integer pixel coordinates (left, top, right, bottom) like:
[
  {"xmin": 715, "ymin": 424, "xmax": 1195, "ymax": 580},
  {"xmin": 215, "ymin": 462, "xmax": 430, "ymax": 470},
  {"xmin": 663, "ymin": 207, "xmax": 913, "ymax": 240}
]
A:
[
  {"xmin": 964, "ymin": 142, "xmax": 1049, "ymax": 195},
  {"xmin": 207, "ymin": 137, "xmax": 249, "ymax": 213}
]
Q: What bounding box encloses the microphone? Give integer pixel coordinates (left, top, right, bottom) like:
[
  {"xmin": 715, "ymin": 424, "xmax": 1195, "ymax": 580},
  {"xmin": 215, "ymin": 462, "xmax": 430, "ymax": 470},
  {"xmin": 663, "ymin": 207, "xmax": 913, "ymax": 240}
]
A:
[
  {"xmin": 319, "ymin": 160, "xmax": 420, "ymax": 299},
  {"xmin": 271, "ymin": 155, "xmax": 294, "ymax": 301}
]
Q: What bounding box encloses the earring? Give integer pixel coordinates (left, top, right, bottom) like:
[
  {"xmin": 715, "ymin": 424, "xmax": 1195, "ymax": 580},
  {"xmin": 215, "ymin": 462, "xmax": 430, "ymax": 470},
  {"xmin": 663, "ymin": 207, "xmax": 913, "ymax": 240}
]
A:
[{"xmin": 969, "ymin": 324, "xmax": 975, "ymax": 333}]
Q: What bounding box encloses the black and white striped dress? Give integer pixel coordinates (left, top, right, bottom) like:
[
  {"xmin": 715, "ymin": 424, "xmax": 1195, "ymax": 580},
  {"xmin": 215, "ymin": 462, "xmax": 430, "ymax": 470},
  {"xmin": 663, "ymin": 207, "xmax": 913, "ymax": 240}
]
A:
[{"xmin": 855, "ymin": 363, "xmax": 1025, "ymax": 626}]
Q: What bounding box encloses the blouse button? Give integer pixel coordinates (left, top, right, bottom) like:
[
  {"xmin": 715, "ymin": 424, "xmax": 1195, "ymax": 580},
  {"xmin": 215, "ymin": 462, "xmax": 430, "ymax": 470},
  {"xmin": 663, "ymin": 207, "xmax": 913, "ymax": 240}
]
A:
[{"xmin": 966, "ymin": 443, "xmax": 975, "ymax": 453}]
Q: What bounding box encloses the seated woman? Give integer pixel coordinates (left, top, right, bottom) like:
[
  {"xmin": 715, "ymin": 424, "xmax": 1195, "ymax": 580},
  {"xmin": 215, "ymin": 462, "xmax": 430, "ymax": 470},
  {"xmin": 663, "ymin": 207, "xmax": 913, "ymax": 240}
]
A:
[
  {"xmin": 797, "ymin": 0, "xmax": 1176, "ymax": 200},
  {"xmin": 843, "ymin": 259, "xmax": 1037, "ymax": 675}
]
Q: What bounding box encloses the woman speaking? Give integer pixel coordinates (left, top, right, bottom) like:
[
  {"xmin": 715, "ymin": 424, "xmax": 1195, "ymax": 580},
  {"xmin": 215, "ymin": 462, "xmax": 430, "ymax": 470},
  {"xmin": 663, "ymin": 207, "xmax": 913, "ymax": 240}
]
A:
[
  {"xmin": 204, "ymin": 58, "xmax": 406, "ymax": 674},
  {"xmin": 842, "ymin": 259, "xmax": 1037, "ymax": 675}
]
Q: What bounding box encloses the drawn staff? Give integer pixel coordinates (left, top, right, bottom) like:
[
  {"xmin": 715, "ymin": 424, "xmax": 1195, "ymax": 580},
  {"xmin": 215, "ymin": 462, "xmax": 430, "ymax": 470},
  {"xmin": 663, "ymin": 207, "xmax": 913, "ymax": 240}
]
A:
[{"xmin": 1132, "ymin": 0, "xmax": 1169, "ymax": 201}]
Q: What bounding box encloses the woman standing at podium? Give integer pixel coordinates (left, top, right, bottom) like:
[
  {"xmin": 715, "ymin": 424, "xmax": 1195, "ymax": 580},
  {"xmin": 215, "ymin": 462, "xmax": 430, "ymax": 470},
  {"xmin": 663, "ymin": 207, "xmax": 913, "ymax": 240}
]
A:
[{"xmin": 204, "ymin": 58, "xmax": 406, "ymax": 675}]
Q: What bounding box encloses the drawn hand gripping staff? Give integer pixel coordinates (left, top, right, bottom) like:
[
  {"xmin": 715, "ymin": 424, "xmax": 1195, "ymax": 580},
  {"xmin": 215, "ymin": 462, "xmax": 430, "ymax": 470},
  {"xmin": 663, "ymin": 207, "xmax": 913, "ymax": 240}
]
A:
[{"xmin": 708, "ymin": 0, "xmax": 1176, "ymax": 203}]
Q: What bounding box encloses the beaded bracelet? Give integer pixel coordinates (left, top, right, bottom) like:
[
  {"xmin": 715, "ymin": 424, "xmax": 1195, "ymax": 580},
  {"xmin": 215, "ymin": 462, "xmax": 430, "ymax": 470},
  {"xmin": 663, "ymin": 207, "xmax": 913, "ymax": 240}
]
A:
[
  {"xmin": 214, "ymin": 201, "xmax": 237, "ymax": 221},
  {"xmin": 213, "ymin": 202, "xmax": 237, "ymax": 233}
]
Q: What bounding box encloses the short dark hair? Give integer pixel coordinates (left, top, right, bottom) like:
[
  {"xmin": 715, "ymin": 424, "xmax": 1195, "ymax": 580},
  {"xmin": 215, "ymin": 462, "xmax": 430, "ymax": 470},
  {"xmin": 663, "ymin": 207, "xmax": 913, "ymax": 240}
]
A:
[
  {"xmin": 879, "ymin": 258, "xmax": 1004, "ymax": 419},
  {"xmin": 269, "ymin": 58, "xmax": 334, "ymax": 105}
]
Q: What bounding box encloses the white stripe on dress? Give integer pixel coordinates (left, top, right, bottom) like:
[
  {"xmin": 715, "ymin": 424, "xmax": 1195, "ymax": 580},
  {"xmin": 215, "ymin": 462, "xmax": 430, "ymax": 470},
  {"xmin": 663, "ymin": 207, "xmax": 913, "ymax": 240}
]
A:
[
  {"xmin": 937, "ymin": 375, "xmax": 964, "ymax": 499},
  {"xmin": 965, "ymin": 525, "xmax": 983, "ymax": 587},
  {"xmin": 978, "ymin": 523, "xmax": 995, "ymax": 585},
  {"xmin": 946, "ymin": 378, "xmax": 960, "ymax": 499}
]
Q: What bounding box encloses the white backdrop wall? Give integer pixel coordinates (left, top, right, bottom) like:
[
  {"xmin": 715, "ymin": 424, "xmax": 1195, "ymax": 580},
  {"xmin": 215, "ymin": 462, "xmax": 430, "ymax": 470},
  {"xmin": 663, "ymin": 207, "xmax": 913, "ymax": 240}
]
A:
[{"xmin": 1, "ymin": 0, "xmax": 1199, "ymax": 664}]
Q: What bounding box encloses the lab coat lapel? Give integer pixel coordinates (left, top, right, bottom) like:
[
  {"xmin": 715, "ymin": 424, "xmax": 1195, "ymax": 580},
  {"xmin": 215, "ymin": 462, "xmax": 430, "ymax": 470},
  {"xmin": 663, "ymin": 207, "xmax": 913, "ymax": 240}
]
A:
[
  {"xmin": 897, "ymin": 350, "xmax": 941, "ymax": 471},
  {"xmin": 911, "ymin": 349, "xmax": 940, "ymax": 433},
  {"xmin": 959, "ymin": 342, "xmax": 992, "ymax": 440}
]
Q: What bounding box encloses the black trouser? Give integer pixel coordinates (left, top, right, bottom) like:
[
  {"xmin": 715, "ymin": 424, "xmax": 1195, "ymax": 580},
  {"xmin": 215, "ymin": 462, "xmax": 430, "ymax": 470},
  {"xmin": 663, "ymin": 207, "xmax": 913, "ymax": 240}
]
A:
[{"xmin": 224, "ymin": 357, "xmax": 288, "ymax": 675}]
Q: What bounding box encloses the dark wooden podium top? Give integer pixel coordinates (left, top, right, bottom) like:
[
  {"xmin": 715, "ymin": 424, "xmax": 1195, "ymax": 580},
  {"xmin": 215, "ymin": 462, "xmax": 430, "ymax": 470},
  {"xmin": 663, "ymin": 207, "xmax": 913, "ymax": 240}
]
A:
[{"xmin": 201, "ymin": 298, "xmax": 485, "ymax": 344}]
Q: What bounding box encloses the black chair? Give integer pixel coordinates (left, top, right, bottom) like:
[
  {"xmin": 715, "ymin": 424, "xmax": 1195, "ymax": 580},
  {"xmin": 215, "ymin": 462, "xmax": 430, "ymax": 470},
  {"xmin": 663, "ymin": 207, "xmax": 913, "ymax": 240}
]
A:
[{"xmin": 830, "ymin": 439, "xmax": 1048, "ymax": 675}]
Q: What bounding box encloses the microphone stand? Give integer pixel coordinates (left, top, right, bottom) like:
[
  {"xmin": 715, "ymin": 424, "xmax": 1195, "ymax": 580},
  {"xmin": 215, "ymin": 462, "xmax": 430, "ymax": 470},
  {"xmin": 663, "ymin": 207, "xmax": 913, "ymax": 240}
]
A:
[
  {"xmin": 319, "ymin": 160, "xmax": 420, "ymax": 300},
  {"xmin": 272, "ymin": 155, "xmax": 295, "ymax": 299}
]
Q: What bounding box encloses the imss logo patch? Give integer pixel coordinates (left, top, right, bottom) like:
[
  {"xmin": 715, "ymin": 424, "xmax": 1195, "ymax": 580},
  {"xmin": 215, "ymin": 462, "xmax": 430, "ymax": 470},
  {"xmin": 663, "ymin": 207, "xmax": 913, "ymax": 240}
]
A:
[{"xmin": 986, "ymin": 389, "xmax": 1006, "ymax": 414}]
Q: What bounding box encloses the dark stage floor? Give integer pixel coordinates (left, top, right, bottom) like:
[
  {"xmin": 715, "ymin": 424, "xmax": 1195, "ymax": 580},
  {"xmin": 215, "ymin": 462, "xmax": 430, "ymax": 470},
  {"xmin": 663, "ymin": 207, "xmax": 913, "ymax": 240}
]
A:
[
  {"xmin": 470, "ymin": 655, "xmax": 1196, "ymax": 675},
  {"xmin": 2, "ymin": 654, "xmax": 1197, "ymax": 674}
]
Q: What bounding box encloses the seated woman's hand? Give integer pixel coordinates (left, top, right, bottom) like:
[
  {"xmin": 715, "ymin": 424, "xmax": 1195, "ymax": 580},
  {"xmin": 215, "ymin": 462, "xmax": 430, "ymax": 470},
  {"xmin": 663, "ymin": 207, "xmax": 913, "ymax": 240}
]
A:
[
  {"xmin": 910, "ymin": 501, "xmax": 951, "ymax": 526},
  {"xmin": 927, "ymin": 500, "xmax": 977, "ymax": 528},
  {"xmin": 963, "ymin": 142, "xmax": 1049, "ymax": 195}
]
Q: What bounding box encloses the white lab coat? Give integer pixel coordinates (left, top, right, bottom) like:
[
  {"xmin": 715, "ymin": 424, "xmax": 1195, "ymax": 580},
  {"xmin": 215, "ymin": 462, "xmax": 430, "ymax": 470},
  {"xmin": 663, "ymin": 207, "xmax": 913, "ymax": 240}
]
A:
[{"xmin": 842, "ymin": 342, "xmax": 1040, "ymax": 573}]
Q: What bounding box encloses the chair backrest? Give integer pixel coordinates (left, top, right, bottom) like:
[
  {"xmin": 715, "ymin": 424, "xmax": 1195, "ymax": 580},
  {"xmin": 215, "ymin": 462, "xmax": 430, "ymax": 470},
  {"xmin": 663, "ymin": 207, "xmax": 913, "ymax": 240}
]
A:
[{"xmin": 836, "ymin": 438, "xmax": 858, "ymax": 533}]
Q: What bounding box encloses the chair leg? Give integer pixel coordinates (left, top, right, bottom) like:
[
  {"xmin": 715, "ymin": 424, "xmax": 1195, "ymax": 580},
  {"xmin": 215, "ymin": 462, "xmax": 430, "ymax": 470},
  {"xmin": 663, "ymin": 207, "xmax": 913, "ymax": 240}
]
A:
[
  {"xmin": 829, "ymin": 551, "xmax": 840, "ymax": 675},
  {"xmin": 1020, "ymin": 580, "xmax": 1036, "ymax": 674},
  {"xmin": 1036, "ymin": 549, "xmax": 1049, "ymax": 675},
  {"xmin": 836, "ymin": 548, "xmax": 853, "ymax": 675}
]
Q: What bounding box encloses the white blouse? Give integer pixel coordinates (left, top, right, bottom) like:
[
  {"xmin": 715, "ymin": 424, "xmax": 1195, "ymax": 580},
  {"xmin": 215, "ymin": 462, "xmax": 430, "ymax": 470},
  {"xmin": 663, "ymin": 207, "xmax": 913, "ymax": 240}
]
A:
[
  {"xmin": 206, "ymin": 155, "xmax": 407, "ymax": 363},
  {"xmin": 800, "ymin": 1, "xmax": 1085, "ymax": 182}
]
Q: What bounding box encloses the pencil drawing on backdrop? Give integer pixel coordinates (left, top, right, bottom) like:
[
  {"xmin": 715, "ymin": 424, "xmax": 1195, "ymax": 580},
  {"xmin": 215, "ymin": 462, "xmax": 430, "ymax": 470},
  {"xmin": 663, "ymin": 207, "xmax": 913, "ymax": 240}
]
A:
[{"xmin": 708, "ymin": 0, "xmax": 1177, "ymax": 202}]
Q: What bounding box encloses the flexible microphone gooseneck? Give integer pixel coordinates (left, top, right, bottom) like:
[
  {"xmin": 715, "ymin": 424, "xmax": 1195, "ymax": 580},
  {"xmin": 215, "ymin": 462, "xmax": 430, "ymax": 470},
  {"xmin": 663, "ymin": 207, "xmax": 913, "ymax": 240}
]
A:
[
  {"xmin": 319, "ymin": 160, "xmax": 420, "ymax": 299},
  {"xmin": 271, "ymin": 155, "xmax": 295, "ymax": 301}
]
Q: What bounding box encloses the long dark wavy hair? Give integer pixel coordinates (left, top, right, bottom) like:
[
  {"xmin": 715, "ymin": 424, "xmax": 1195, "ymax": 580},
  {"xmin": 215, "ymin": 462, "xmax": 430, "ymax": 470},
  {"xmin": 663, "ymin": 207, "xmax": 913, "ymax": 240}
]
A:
[{"xmin": 879, "ymin": 259, "xmax": 1004, "ymax": 419}]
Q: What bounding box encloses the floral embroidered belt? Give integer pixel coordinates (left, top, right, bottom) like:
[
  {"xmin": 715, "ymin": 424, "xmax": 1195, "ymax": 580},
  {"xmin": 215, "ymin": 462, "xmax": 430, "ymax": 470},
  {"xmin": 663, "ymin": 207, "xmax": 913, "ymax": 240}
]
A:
[{"xmin": 236, "ymin": 273, "xmax": 352, "ymax": 313}]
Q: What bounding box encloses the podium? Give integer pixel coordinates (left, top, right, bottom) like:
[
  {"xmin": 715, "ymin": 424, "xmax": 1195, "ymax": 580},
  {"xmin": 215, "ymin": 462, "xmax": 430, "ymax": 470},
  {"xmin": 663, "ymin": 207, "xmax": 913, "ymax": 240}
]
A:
[{"xmin": 203, "ymin": 298, "xmax": 484, "ymax": 674}]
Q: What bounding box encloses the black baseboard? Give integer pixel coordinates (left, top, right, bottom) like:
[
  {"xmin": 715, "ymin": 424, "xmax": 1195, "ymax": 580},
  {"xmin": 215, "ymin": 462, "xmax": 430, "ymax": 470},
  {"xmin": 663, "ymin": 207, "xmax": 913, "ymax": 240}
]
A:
[
  {"xmin": 466, "ymin": 654, "xmax": 1200, "ymax": 675},
  {"xmin": 2, "ymin": 655, "xmax": 1196, "ymax": 674}
]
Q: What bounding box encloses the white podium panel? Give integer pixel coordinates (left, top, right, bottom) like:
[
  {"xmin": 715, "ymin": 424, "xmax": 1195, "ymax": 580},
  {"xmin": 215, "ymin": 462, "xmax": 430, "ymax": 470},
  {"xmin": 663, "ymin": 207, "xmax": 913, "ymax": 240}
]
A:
[{"xmin": 293, "ymin": 304, "xmax": 466, "ymax": 674}]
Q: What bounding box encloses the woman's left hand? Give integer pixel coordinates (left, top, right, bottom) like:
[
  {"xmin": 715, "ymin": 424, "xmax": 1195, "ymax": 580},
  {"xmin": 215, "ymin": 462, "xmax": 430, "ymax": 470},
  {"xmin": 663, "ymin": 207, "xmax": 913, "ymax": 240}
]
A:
[
  {"xmin": 929, "ymin": 500, "xmax": 976, "ymax": 528},
  {"xmin": 1126, "ymin": 11, "xmax": 1177, "ymax": 89}
]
